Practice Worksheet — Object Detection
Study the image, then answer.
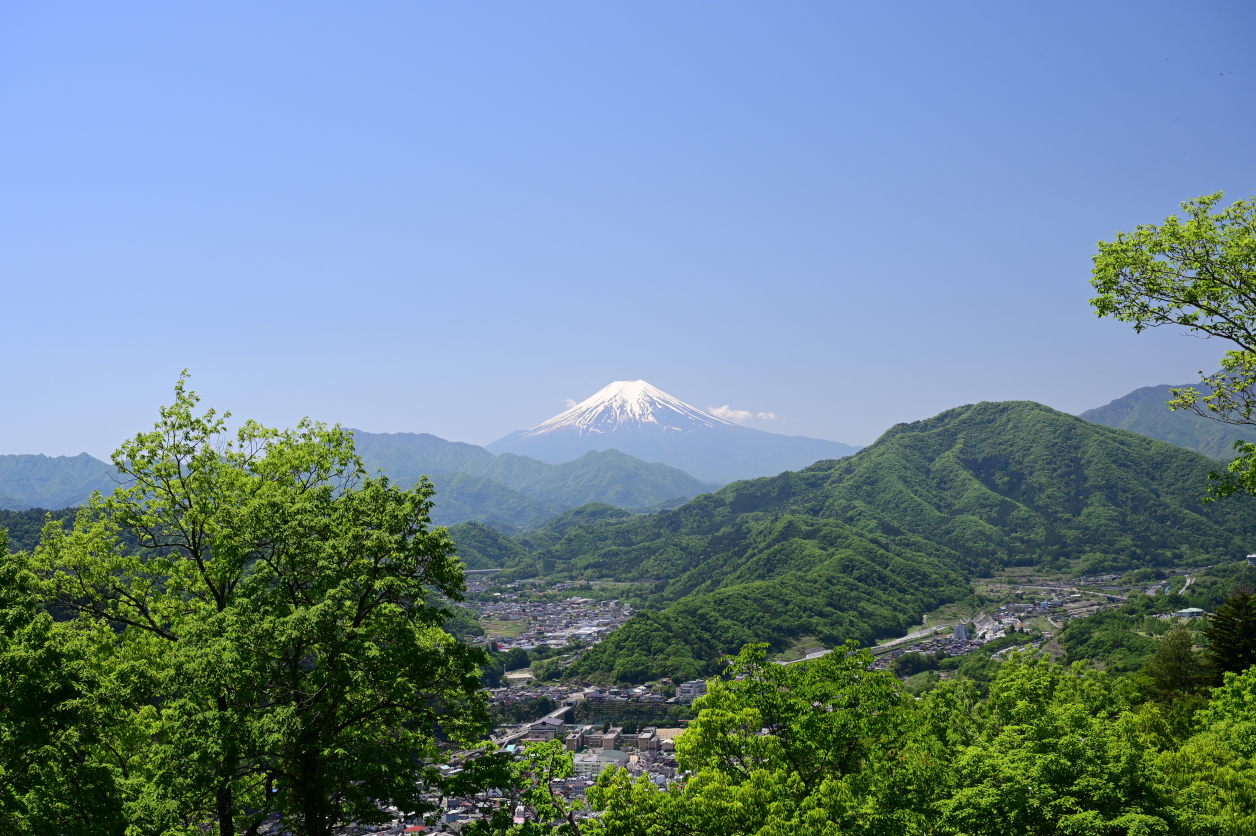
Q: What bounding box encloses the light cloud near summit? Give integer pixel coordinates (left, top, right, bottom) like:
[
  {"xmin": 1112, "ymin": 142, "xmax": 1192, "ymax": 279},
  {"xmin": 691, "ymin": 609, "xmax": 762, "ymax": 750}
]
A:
[
  {"xmin": 708, "ymin": 405, "xmax": 751, "ymax": 422},
  {"xmin": 709, "ymin": 404, "xmax": 776, "ymax": 424}
]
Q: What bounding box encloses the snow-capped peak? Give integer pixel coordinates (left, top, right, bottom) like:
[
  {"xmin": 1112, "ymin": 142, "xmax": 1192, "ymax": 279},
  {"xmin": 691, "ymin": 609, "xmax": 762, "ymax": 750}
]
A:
[{"xmin": 520, "ymin": 380, "xmax": 735, "ymax": 438}]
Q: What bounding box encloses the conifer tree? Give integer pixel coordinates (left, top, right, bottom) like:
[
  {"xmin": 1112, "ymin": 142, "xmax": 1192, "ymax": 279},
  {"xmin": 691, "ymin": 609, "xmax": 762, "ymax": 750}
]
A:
[
  {"xmin": 1143, "ymin": 627, "xmax": 1206, "ymax": 702},
  {"xmin": 1202, "ymin": 583, "xmax": 1256, "ymax": 683}
]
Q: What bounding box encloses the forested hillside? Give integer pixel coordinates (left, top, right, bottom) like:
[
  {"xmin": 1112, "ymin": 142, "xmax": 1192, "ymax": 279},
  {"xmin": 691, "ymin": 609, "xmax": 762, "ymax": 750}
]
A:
[
  {"xmin": 0, "ymin": 508, "xmax": 79, "ymax": 553},
  {"xmin": 1081, "ymin": 383, "xmax": 1255, "ymax": 460},
  {"xmin": 0, "ymin": 453, "xmax": 117, "ymax": 510},
  {"xmin": 353, "ymin": 430, "xmax": 717, "ymax": 529},
  {"xmin": 497, "ymin": 401, "xmax": 1256, "ymax": 682}
]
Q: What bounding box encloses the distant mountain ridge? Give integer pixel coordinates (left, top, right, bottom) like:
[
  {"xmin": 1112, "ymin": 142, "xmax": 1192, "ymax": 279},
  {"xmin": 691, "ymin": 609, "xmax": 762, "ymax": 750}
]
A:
[
  {"xmin": 487, "ymin": 380, "xmax": 861, "ymax": 483},
  {"xmin": 351, "ymin": 430, "xmax": 718, "ymax": 529},
  {"xmin": 1080, "ymin": 383, "xmax": 1255, "ymax": 460},
  {"xmin": 0, "ymin": 453, "xmax": 118, "ymax": 511},
  {"xmin": 0, "ymin": 433, "xmax": 718, "ymax": 530}
]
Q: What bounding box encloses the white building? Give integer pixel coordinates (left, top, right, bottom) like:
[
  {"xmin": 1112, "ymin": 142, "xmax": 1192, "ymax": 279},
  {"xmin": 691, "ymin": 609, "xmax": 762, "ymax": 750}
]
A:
[
  {"xmin": 572, "ymin": 750, "xmax": 631, "ymax": 776},
  {"xmin": 524, "ymin": 716, "xmax": 567, "ymax": 741}
]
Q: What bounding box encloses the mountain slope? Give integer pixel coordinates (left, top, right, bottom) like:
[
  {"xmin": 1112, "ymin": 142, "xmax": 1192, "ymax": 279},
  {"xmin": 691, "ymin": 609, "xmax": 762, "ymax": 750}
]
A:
[
  {"xmin": 517, "ymin": 401, "xmax": 1256, "ymax": 683},
  {"xmin": 487, "ymin": 380, "xmax": 861, "ymax": 483},
  {"xmin": 1080, "ymin": 383, "xmax": 1254, "ymax": 460},
  {"xmin": 425, "ymin": 472, "xmax": 562, "ymax": 531},
  {"xmin": 500, "ymin": 450, "xmax": 714, "ymax": 509},
  {"xmin": 0, "ymin": 454, "xmax": 118, "ymax": 510},
  {"xmin": 351, "ymin": 431, "xmax": 500, "ymax": 480},
  {"xmin": 352, "ymin": 429, "xmax": 716, "ymax": 527},
  {"xmin": 445, "ymin": 521, "xmax": 530, "ymax": 570}
]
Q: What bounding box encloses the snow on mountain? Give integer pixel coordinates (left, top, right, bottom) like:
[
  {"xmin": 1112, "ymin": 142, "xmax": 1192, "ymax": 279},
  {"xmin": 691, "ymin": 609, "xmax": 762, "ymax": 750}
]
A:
[
  {"xmin": 488, "ymin": 380, "xmax": 862, "ymax": 484},
  {"xmin": 521, "ymin": 380, "xmax": 734, "ymax": 438}
]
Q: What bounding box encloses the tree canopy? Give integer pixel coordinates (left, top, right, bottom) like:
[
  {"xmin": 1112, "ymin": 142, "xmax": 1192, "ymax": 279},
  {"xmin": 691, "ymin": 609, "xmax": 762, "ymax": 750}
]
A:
[
  {"xmin": 19, "ymin": 376, "xmax": 491, "ymax": 836},
  {"xmin": 1090, "ymin": 191, "xmax": 1256, "ymax": 498}
]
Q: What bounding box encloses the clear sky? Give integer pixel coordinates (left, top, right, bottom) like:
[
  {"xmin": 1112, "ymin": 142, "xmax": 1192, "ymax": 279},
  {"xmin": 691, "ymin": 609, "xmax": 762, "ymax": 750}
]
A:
[{"xmin": 3, "ymin": 2, "xmax": 1254, "ymax": 459}]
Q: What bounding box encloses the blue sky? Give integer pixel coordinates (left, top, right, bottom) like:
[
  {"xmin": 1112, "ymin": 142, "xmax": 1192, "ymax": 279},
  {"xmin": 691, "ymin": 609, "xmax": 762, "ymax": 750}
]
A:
[{"xmin": 3, "ymin": 2, "xmax": 1254, "ymax": 458}]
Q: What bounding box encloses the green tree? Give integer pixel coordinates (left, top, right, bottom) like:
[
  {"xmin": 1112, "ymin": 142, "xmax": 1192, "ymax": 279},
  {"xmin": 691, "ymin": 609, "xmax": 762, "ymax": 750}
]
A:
[
  {"xmin": 462, "ymin": 740, "xmax": 588, "ymax": 835},
  {"xmin": 1158, "ymin": 665, "xmax": 1256, "ymax": 835},
  {"xmin": 503, "ymin": 648, "xmax": 532, "ymax": 671},
  {"xmin": 533, "ymin": 657, "xmax": 564, "ymax": 682},
  {"xmin": 35, "ymin": 377, "xmax": 489, "ymax": 836},
  {"xmin": 1089, "ymin": 191, "xmax": 1256, "ymax": 497},
  {"xmin": 1202, "ymin": 584, "xmax": 1256, "ymax": 683},
  {"xmin": 939, "ymin": 655, "xmax": 1178, "ymax": 836},
  {"xmin": 586, "ymin": 641, "xmax": 912, "ymax": 836},
  {"xmin": 0, "ymin": 533, "xmax": 127, "ymax": 836},
  {"xmin": 1142, "ymin": 627, "xmax": 1206, "ymax": 703}
]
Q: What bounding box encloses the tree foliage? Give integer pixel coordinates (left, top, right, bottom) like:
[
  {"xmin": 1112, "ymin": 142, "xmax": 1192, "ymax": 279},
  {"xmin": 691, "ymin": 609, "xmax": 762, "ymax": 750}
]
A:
[
  {"xmin": 1090, "ymin": 191, "xmax": 1256, "ymax": 498},
  {"xmin": 24, "ymin": 376, "xmax": 490, "ymax": 836},
  {"xmin": 1202, "ymin": 584, "xmax": 1256, "ymax": 684},
  {"xmin": 576, "ymin": 647, "xmax": 1256, "ymax": 836},
  {"xmin": 0, "ymin": 535, "xmax": 128, "ymax": 836}
]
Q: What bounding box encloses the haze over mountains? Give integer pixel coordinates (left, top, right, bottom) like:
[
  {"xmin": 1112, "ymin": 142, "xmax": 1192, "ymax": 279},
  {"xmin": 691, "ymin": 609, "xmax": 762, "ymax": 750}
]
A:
[
  {"xmin": 0, "ymin": 434, "xmax": 717, "ymax": 531},
  {"xmin": 7, "ymin": 374, "xmax": 1255, "ymax": 552},
  {"xmin": 1079, "ymin": 382, "xmax": 1255, "ymax": 460},
  {"xmin": 0, "ymin": 454, "xmax": 117, "ymax": 511},
  {"xmin": 0, "ymin": 379, "xmax": 863, "ymax": 524},
  {"xmin": 488, "ymin": 380, "xmax": 862, "ymax": 483},
  {"xmin": 351, "ymin": 432, "xmax": 716, "ymax": 530}
]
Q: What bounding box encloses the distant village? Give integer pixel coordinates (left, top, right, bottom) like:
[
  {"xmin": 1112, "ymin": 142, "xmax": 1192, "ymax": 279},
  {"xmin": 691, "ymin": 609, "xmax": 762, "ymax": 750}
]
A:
[{"xmin": 354, "ymin": 567, "xmax": 1225, "ymax": 833}]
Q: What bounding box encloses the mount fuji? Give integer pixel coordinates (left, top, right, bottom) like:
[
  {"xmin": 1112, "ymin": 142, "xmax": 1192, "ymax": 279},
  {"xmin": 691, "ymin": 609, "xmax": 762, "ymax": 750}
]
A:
[{"xmin": 487, "ymin": 380, "xmax": 861, "ymax": 484}]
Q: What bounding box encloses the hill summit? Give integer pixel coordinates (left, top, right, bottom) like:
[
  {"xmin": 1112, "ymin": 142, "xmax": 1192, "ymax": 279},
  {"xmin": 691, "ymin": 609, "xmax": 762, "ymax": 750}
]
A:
[
  {"xmin": 517, "ymin": 379, "xmax": 732, "ymax": 438},
  {"xmin": 488, "ymin": 379, "xmax": 861, "ymax": 483}
]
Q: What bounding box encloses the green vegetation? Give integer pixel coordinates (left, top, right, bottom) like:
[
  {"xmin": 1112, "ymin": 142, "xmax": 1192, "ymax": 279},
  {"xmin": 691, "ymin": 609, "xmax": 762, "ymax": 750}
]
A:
[
  {"xmin": 449, "ymin": 520, "xmax": 530, "ymax": 569},
  {"xmin": 490, "ymin": 696, "xmax": 557, "ymax": 725},
  {"xmin": 429, "ymin": 471, "xmax": 564, "ymax": 531},
  {"xmin": 1090, "ymin": 190, "xmax": 1256, "ymax": 499},
  {"xmin": 1, "ymin": 379, "xmax": 491, "ymax": 836},
  {"xmin": 572, "ymin": 642, "xmax": 1256, "ymax": 836},
  {"xmin": 0, "ymin": 508, "xmax": 79, "ymax": 553},
  {"xmin": 1081, "ymin": 383, "xmax": 1254, "ymax": 460},
  {"xmin": 0, "ymin": 453, "xmax": 117, "ymax": 511},
  {"xmin": 547, "ymin": 401, "xmax": 1256, "ymax": 681},
  {"xmin": 1060, "ymin": 608, "xmax": 1163, "ymax": 672},
  {"xmin": 351, "ymin": 430, "xmax": 717, "ymax": 530},
  {"xmin": 1202, "ymin": 584, "xmax": 1256, "ymax": 684}
]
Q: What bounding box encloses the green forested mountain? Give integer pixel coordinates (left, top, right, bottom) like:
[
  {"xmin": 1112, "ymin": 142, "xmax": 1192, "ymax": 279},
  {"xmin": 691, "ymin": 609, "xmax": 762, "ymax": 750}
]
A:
[
  {"xmin": 502, "ymin": 401, "xmax": 1256, "ymax": 683},
  {"xmin": 0, "ymin": 453, "xmax": 118, "ymax": 510},
  {"xmin": 352, "ymin": 429, "xmax": 717, "ymax": 528},
  {"xmin": 0, "ymin": 507, "xmax": 80, "ymax": 553},
  {"xmin": 425, "ymin": 472, "xmax": 562, "ymax": 531},
  {"xmin": 445, "ymin": 521, "xmax": 531, "ymax": 570},
  {"xmin": 1080, "ymin": 383, "xmax": 1255, "ymax": 460},
  {"xmin": 502, "ymin": 449, "xmax": 712, "ymax": 509},
  {"xmin": 351, "ymin": 430, "xmax": 500, "ymax": 479},
  {"xmin": 447, "ymin": 504, "xmax": 640, "ymax": 568}
]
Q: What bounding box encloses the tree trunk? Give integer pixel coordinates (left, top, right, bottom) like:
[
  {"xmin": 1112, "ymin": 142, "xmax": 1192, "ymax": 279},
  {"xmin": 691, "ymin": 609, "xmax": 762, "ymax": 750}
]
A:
[
  {"xmin": 300, "ymin": 746, "xmax": 328, "ymax": 836},
  {"xmin": 216, "ymin": 784, "xmax": 234, "ymax": 836},
  {"xmin": 217, "ymin": 695, "xmax": 235, "ymax": 836}
]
